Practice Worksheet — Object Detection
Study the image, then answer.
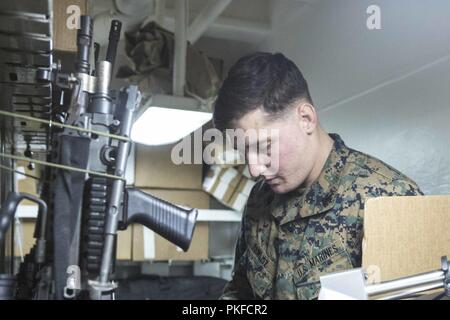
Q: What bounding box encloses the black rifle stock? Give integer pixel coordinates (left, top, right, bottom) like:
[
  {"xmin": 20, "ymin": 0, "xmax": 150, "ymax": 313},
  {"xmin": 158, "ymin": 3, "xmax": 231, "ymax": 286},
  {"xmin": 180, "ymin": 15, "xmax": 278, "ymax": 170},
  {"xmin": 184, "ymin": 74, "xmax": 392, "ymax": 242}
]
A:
[{"xmin": 120, "ymin": 188, "xmax": 198, "ymax": 252}]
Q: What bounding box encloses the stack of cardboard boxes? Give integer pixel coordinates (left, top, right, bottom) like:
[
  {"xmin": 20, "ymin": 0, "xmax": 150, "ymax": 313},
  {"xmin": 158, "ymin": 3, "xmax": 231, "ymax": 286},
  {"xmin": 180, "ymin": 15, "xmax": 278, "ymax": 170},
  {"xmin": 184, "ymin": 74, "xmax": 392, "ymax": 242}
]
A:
[
  {"xmin": 132, "ymin": 142, "xmax": 210, "ymax": 261},
  {"xmin": 203, "ymin": 165, "xmax": 255, "ymax": 212}
]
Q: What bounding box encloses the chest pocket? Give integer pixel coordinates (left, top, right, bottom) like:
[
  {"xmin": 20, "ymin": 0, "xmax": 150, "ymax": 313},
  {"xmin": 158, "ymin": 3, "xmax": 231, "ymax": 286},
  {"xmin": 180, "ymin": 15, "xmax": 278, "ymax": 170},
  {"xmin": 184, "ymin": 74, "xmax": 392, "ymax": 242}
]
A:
[
  {"xmin": 245, "ymin": 246, "xmax": 276, "ymax": 300},
  {"xmin": 293, "ymin": 240, "xmax": 353, "ymax": 300}
]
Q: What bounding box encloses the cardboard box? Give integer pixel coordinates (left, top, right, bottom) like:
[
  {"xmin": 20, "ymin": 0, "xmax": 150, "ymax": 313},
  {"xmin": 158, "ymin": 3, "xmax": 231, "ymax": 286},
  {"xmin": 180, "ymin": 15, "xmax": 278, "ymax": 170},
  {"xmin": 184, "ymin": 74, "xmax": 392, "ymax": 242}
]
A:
[
  {"xmin": 132, "ymin": 188, "xmax": 210, "ymax": 261},
  {"xmin": 14, "ymin": 220, "xmax": 133, "ymax": 261},
  {"xmin": 135, "ymin": 142, "xmax": 203, "ymax": 190},
  {"xmin": 116, "ymin": 227, "xmax": 133, "ymax": 260},
  {"xmin": 53, "ymin": 0, "xmax": 88, "ymax": 52},
  {"xmin": 133, "ymin": 222, "xmax": 209, "ymax": 261},
  {"xmin": 203, "ymin": 165, "xmax": 255, "ymax": 212},
  {"xmin": 362, "ymin": 195, "xmax": 450, "ymax": 282},
  {"xmin": 16, "ymin": 161, "xmax": 41, "ymax": 207},
  {"xmin": 139, "ymin": 188, "xmax": 210, "ymax": 209}
]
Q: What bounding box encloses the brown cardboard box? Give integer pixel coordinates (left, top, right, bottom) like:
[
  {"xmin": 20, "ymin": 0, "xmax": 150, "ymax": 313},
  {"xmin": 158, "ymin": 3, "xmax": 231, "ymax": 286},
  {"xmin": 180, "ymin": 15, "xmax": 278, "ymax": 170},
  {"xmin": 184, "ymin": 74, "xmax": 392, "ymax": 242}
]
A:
[
  {"xmin": 14, "ymin": 220, "xmax": 133, "ymax": 260},
  {"xmin": 116, "ymin": 228, "xmax": 133, "ymax": 260},
  {"xmin": 362, "ymin": 195, "xmax": 450, "ymax": 282},
  {"xmin": 135, "ymin": 142, "xmax": 203, "ymax": 190},
  {"xmin": 53, "ymin": 0, "xmax": 88, "ymax": 52},
  {"xmin": 16, "ymin": 161, "xmax": 41, "ymax": 206},
  {"xmin": 132, "ymin": 189, "xmax": 210, "ymax": 261},
  {"xmin": 202, "ymin": 165, "xmax": 255, "ymax": 212},
  {"xmin": 133, "ymin": 222, "xmax": 209, "ymax": 261},
  {"xmin": 139, "ymin": 188, "xmax": 210, "ymax": 209}
]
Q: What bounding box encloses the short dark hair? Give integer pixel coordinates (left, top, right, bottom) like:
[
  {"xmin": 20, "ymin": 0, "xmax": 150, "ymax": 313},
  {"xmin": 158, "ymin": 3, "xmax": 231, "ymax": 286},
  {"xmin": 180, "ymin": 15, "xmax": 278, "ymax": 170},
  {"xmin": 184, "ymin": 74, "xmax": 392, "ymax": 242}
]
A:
[{"xmin": 213, "ymin": 52, "xmax": 313, "ymax": 131}]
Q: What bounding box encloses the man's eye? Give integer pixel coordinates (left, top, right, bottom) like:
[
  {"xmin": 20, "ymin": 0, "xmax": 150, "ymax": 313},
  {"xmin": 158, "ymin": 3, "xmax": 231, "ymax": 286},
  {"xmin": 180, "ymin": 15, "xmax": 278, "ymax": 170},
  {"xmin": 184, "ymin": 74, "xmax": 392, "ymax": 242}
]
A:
[
  {"xmin": 258, "ymin": 143, "xmax": 271, "ymax": 155},
  {"xmin": 267, "ymin": 143, "xmax": 272, "ymax": 155}
]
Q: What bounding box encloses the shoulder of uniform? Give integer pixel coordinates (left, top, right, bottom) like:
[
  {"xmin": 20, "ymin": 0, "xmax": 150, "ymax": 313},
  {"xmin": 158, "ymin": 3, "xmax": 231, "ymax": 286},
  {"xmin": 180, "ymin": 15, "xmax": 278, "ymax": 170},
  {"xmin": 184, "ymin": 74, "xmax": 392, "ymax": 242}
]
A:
[
  {"xmin": 345, "ymin": 148, "xmax": 412, "ymax": 184},
  {"xmin": 342, "ymin": 149, "xmax": 422, "ymax": 196}
]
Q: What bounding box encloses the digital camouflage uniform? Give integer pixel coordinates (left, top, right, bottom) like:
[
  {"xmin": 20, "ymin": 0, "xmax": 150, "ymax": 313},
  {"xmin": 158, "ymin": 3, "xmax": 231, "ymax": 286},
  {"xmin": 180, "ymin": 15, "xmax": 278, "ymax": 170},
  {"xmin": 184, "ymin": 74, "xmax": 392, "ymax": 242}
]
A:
[{"xmin": 220, "ymin": 134, "xmax": 423, "ymax": 300}]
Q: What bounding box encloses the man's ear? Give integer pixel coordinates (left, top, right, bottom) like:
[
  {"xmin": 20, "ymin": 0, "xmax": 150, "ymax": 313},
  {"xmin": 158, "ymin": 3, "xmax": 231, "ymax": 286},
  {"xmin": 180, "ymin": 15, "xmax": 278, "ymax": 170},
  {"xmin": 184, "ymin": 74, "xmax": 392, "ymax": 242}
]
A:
[{"xmin": 296, "ymin": 102, "xmax": 317, "ymax": 134}]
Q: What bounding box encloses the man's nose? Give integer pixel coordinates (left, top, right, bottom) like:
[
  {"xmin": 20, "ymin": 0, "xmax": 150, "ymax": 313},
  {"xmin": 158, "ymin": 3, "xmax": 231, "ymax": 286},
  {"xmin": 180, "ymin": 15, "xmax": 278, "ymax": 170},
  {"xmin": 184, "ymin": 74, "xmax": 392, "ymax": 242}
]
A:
[{"xmin": 248, "ymin": 163, "xmax": 266, "ymax": 179}]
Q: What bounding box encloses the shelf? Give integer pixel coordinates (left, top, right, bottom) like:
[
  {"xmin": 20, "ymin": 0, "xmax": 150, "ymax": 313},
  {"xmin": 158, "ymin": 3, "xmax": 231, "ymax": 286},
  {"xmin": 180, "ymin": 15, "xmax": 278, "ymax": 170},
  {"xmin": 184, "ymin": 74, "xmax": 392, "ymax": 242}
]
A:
[
  {"xmin": 17, "ymin": 206, "xmax": 243, "ymax": 222},
  {"xmin": 197, "ymin": 209, "xmax": 242, "ymax": 222},
  {"xmin": 16, "ymin": 205, "xmax": 39, "ymax": 219}
]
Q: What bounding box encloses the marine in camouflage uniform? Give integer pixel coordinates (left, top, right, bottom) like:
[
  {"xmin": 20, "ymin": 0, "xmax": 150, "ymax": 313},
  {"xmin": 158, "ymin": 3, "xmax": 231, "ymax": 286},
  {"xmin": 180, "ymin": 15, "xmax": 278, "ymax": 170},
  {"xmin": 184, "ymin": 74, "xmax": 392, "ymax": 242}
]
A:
[{"xmin": 220, "ymin": 133, "xmax": 423, "ymax": 300}]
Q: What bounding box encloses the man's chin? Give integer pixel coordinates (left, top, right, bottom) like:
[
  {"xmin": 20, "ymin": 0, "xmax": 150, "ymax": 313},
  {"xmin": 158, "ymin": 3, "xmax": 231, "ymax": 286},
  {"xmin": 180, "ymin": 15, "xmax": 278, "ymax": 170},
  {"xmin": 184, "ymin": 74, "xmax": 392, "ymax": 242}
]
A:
[{"xmin": 269, "ymin": 183, "xmax": 288, "ymax": 194}]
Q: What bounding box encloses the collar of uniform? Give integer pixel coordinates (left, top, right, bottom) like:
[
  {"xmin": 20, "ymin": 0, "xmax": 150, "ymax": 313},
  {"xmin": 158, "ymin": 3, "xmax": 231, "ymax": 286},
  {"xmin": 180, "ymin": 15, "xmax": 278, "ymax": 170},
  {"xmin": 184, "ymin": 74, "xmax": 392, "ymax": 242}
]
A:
[{"xmin": 272, "ymin": 134, "xmax": 350, "ymax": 225}]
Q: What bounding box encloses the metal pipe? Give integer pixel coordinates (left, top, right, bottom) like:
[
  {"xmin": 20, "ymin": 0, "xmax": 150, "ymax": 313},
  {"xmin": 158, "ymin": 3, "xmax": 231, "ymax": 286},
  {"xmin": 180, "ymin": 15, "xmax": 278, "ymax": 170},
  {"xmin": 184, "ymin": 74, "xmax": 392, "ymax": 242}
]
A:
[
  {"xmin": 75, "ymin": 16, "xmax": 93, "ymax": 74},
  {"xmin": 188, "ymin": 0, "xmax": 232, "ymax": 44},
  {"xmin": 99, "ymin": 87, "xmax": 138, "ymax": 284},
  {"xmin": 377, "ymin": 281, "xmax": 444, "ymax": 300},
  {"xmin": 366, "ymin": 270, "xmax": 445, "ymax": 297},
  {"xmin": 90, "ymin": 60, "xmax": 113, "ymax": 114},
  {"xmin": 105, "ymin": 20, "xmax": 122, "ymax": 72},
  {"xmin": 173, "ymin": 0, "xmax": 187, "ymax": 96},
  {"xmin": 94, "ymin": 61, "xmax": 112, "ymax": 96}
]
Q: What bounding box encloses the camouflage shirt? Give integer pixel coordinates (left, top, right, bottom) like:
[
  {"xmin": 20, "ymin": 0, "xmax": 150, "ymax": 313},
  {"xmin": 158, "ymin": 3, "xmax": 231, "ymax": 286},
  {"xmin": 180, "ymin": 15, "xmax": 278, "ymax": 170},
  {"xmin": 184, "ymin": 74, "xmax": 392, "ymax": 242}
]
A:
[{"xmin": 220, "ymin": 133, "xmax": 423, "ymax": 300}]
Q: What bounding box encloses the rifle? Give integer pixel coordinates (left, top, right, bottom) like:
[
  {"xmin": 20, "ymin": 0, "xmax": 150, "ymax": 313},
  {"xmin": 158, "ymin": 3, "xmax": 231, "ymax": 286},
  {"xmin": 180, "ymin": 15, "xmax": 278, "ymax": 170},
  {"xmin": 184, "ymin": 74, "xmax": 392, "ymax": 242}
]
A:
[{"xmin": 0, "ymin": 16, "xmax": 198, "ymax": 300}]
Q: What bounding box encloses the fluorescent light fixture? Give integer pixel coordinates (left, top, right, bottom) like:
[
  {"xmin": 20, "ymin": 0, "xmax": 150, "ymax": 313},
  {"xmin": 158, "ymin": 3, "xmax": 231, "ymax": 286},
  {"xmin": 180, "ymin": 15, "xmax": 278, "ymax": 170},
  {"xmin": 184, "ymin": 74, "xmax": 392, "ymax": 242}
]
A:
[{"xmin": 131, "ymin": 106, "xmax": 212, "ymax": 145}]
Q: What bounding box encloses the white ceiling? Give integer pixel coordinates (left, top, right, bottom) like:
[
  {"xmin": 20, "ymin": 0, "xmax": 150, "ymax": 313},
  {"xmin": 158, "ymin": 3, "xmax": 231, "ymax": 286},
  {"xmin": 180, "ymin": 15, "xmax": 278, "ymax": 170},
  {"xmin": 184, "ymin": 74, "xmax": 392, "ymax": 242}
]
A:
[
  {"xmin": 88, "ymin": 0, "xmax": 318, "ymax": 44},
  {"xmin": 166, "ymin": 0, "xmax": 271, "ymax": 24},
  {"xmin": 88, "ymin": 0, "xmax": 320, "ymax": 75}
]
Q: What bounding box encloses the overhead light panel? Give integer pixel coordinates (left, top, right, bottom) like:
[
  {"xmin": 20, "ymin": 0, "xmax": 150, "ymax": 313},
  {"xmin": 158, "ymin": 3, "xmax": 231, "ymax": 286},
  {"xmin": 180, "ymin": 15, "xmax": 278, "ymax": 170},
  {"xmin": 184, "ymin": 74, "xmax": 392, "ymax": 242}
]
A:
[{"xmin": 131, "ymin": 95, "xmax": 212, "ymax": 145}]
